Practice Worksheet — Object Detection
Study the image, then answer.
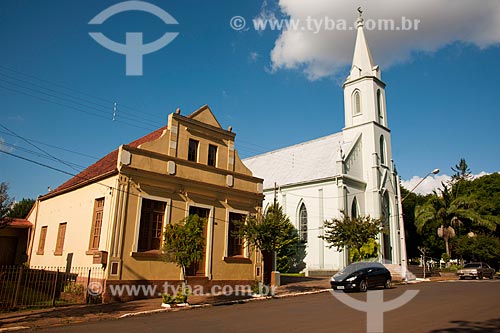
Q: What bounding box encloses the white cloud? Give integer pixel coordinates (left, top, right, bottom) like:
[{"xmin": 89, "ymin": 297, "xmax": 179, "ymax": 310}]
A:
[
  {"xmin": 0, "ymin": 137, "xmax": 14, "ymax": 153},
  {"xmin": 249, "ymin": 51, "xmax": 260, "ymax": 62},
  {"xmin": 269, "ymin": 0, "xmax": 500, "ymax": 80},
  {"xmin": 401, "ymin": 172, "xmax": 489, "ymax": 195}
]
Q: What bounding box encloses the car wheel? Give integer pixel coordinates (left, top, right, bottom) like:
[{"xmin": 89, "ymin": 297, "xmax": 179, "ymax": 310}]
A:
[
  {"xmin": 459, "ymin": 276, "xmax": 464, "ymax": 280},
  {"xmin": 359, "ymin": 280, "xmax": 367, "ymax": 292},
  {"xmin": 384, "ymin": 278, "xmax": 391, "ymax": 289},
  {"xmin": 489, "ymin": 273, "xmax": 494, "ymax": 279}
]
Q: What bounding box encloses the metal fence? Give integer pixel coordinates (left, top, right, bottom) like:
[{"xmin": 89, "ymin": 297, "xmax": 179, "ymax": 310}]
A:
[{"xmin": 0, "ymin": 265, "xmax": 105, "ymax": 312}]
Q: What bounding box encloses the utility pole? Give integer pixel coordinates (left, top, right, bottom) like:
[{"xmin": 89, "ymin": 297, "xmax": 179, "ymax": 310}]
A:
[{"xmin": 273, "ymin": 182, "xmax": 277, "ymax": 272}]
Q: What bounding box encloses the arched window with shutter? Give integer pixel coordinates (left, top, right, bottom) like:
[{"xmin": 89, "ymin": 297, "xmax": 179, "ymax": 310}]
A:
[
  {"xmin": 298, "ymin": 203, "xmax": 308, "ymax": 243},
  {"xmin": 352, "ymin": 90, "xmax": 361, "ymax": 115},
  {"xmin": 380, "ymin": 135, "xmax": 386, "ymax": 165}
]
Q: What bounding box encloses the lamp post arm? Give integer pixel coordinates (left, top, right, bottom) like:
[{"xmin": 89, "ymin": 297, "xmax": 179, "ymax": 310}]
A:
[{"xmin": 401, "ymin": 171, "xmax": 432, "ymax": 202}]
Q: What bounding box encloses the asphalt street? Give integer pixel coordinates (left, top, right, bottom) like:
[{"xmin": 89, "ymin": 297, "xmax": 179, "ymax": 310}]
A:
[{"xmin": 36, "ymin": 279, "xmax": 500, "ymax": 333}]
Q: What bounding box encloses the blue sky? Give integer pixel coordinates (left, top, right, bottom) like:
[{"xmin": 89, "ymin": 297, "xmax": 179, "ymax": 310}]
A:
[{"xmin": 1, "ymin": 0, "xmax": 499, "ymax": 200}]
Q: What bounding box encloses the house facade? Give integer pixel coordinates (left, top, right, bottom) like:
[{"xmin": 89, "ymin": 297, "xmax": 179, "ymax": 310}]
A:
[
  {"xmin": 27, "ymin": 105, "xmax": 264, "ymax": 300},
  {"xmin": 244, "ymin": 13, "xmax": 405, "ymax": 276}
]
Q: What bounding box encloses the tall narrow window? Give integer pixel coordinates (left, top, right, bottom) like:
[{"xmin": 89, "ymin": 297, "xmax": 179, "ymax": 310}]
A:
[
  {"xmin": 353, "ymin": 90, "xmax": 361, "ymax": 115},
  {"xmin": 208, "ymin": 144, "xmax": 217, "ymax": 167},
  {"xmin": 382, "ymin": 193, "xmax": 392, "ymax": 261},
  {"xmin": 187, "ymin": 206, "xmax": 209, "ymax": 276},
  {"xmin": 138, "ymin": 199, "xmax": 167, "ymax": 252},
  {"xmin": 89, "ymin": 198, "xmax": 105, "ymax": 250},
  {"xmin": 54, "ymin": 222, "xmax": 67, "ymax": 256},
  {"xmin": 37, "ymin": 226, "xmax": 47, "ymax": 255},
  {"xmin": 299, "ymin": 203, "xmax": 308, "ymax": 243},
  {"xmin": 351, "ymin": 197, "xmax": 359, "ymax": 218},
  {"xmin": 188, "ymin": 139, "xmax": 199, "ymax": 162},
  {"xmin": 377, "ymin": 89, "xmax": 383, "ymax": 122},
  {"xmin": 380, "ymin": 135, "xmax": 386, "ymax": 165},
  {"xmin": 228, "ymin": 212, "xmax": 246, "ymax": 257}
]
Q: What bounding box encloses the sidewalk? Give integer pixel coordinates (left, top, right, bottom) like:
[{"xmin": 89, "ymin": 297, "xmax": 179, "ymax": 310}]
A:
[{"xmin": 0, "ymin": 276, "xmax": 331, "ymax": 331}]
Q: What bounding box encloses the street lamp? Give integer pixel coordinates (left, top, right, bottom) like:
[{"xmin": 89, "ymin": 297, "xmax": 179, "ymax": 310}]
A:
[
  {"xmin": 397, "ymin": 168, "xmax": 439, "ymax": 282},
  {"xmin": 401, "ymin": 168, "xmax": 440, "ymax": 203}
]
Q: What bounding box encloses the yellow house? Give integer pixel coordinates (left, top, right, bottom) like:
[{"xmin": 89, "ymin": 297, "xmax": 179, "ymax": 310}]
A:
[{"xmin": 27, "ymin": 105, "xmax": 264, "ymax": 301}]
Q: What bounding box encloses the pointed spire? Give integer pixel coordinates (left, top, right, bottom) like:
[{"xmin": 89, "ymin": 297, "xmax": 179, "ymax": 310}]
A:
[{"xmin": 347, "ymin": 7, "xmax": 380, "ymax": 81}]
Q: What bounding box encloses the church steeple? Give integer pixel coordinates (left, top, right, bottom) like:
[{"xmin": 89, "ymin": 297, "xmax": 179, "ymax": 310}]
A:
[
  {"xmin": 343, "ymin": 8, "xmax": 387, "ymax": 129},
  {"xmin": 346, "ymin": 7, "xmax": 381, "ymax": 82}
]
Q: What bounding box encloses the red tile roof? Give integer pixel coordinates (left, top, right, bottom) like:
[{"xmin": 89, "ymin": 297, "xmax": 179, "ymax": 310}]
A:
[
  {"xmin": 1, "ymin": 218, "xmax": 32, "ymax": 228},
  {"xmin": 43, "ymin": 127, "xmax": 167, "ymax": 199}
]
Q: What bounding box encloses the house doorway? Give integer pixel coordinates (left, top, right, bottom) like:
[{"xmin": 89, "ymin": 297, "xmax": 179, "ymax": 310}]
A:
[{"xmin": 185, "ymin": 206, "xmax": 210, "ymax": 276}]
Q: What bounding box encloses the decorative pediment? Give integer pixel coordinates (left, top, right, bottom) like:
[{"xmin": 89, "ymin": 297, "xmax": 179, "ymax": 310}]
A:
[{"xmin": 187, "ymin": 105, "xmax": 223, "ymax": 129}]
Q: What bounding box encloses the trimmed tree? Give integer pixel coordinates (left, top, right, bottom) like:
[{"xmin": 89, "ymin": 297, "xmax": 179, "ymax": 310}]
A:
[
  {"xmin": 320, "ymin": 211, "xmax": 383, "ymax": 261},
  {"xmin": 236, "ymin": 203, "xmax": 298, "ymax": 272},
  {"xmin": 163, "ymin": 214, "xmax": 206, "ymax": 283}
]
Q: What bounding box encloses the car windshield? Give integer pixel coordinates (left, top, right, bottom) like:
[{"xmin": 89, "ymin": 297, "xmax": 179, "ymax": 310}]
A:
[
  {"xmin": 463, "ymin": 264, "xmax": 480, "ymax": 268},
  {"xmin": 340, "ymin": 262, "xmax": 380, "ymax": 275}
]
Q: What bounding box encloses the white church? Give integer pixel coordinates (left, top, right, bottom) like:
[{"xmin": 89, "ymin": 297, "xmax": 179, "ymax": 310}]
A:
[{"xmin": 244, "ymin": 12, "xmax": 405, "ymax": 276}]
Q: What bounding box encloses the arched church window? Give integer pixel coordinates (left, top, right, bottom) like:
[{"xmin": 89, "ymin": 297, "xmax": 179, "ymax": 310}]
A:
[
  {"xmin": 352, "ymin": 90, "xmax": 361, "ymax": 115},
  {"xmin": 382, "ymin": 192, "xmax": 392, "ymax": 261},
  {"xmin": 377, "ymin": 89, "xmax": 383, "ymax": 122},
  {"xmin": 351, "ymin": 197, "xmax": 359, "ymax": 218},
  {"xmin": 299, "ymin": 203, "xmax": 308, "ymax": 243},
  {"xmin": 380, "ymin": 135, "xmax": 386, "ymax": 165}
]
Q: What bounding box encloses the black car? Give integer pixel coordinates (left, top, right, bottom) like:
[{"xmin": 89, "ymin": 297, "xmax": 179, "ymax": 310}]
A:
[{"xmin": 330, "ymin": 261, "xmax": 392, "ymax": 292}]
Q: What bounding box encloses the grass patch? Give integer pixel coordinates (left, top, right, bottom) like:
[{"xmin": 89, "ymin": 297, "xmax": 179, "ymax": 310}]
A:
[{"xmin": 280, "ymin": 273, "xmax": 305, "ymax": 277}]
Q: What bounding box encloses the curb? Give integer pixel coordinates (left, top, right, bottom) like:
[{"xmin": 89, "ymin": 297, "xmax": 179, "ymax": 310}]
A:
[
  {"xmin": 118, "ymin": 289, "xmax": 331, "ymax": 319},
  {"xmin": 0, "ymin": 327, "xmax": 30, "ymax": 332}
]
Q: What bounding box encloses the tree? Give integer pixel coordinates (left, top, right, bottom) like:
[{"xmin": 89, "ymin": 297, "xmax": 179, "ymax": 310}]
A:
[
  {"xmin": 451, "ymin": 158, "xmax": 471, "ymax": 182},
  {"xmin": 415, "ymin": 183, "xmax": 498, "ymax": 258},
  {"xmin": 276, "ymin": 228, "xmax": 306, "ymax": 273},
  {"xmin": 236, "ymin": 203, "xmax": 298, "ymax": 272},
  {"xmin": 7, "ymin": 198, "xmax": 35, "ymax": 218},
  {"xmin": 0, "ymin": 182, "xmax": 13, "ymax": 228},
  {"xmin": 454, "ymin": 234, "xmax": 500, "ymax": 264},
  {"xmin": 450, "ymin": 158, "xmax": 472, "ymax": 199},
  {"xmin": 320, "ymin": 211, "xmax": 383, "ymax": 261},
  {"xmin": 163, "ymin": 214, "xmax": 206, "ymax": 282}
]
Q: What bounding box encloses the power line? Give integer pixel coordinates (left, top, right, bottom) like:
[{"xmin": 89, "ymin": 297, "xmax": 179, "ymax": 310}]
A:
[
  {"xmin": 0, "ymin": 78, "xmax": 159, "ymax": 129},
  {"xmin": 1, "ymin": 150, "xmax": 79, "ymax": 178},
  {"xmin": 0, "ymin": 150, "xmax": 250, "ymax": 226},
  {"xmin": 0, "ymin": 141, "xmax": 86, "ymax": 170},
  {"xmin": 0, "ymin": 123, "xmax": 83, "ymax": 174},
  {"xmin": 0, "ymin": 130, "xmax": 99, "ymax": 160},
  {"xmin": 0, "ymin": 66, "xmax": 319, "ymax": 157},
  {"xmin": 1, "ymin": 147, "xmax": 400, "ymax": 228},
  {"xmin": 0, "ymin": 65, "xmax": 163, "ymax": 121}
]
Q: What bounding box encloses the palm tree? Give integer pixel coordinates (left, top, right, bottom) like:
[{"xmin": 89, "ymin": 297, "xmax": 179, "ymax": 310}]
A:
[{"xmin": 415, "ymin": 183, "xmax": 497, "ymax": 258}]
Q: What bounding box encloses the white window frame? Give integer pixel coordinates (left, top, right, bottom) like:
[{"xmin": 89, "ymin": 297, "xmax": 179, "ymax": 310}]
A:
[
  {"xmin": 131, "ymin": 194, "xmax": 171, "ymax": 253},
  {"xmin": 224, "ymin": 208, "xmax": 249, "ymax": 259}
]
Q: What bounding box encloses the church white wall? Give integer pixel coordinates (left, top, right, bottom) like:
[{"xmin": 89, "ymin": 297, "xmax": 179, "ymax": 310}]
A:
[{"xmin": 262, "ymin": 181, "xmax": 347, "ymax": 273}]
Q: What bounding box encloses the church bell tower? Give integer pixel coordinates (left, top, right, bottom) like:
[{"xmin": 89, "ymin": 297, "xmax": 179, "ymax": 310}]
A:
[{"xmin": 342, "ymin": 8, "xmax": 397, "ymax": 262}]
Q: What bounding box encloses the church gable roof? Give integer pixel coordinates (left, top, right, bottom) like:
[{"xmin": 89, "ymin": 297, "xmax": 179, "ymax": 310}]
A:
[{"xmin": 244, "ymin": 132, "xmax": 349, "ymax": 189}]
